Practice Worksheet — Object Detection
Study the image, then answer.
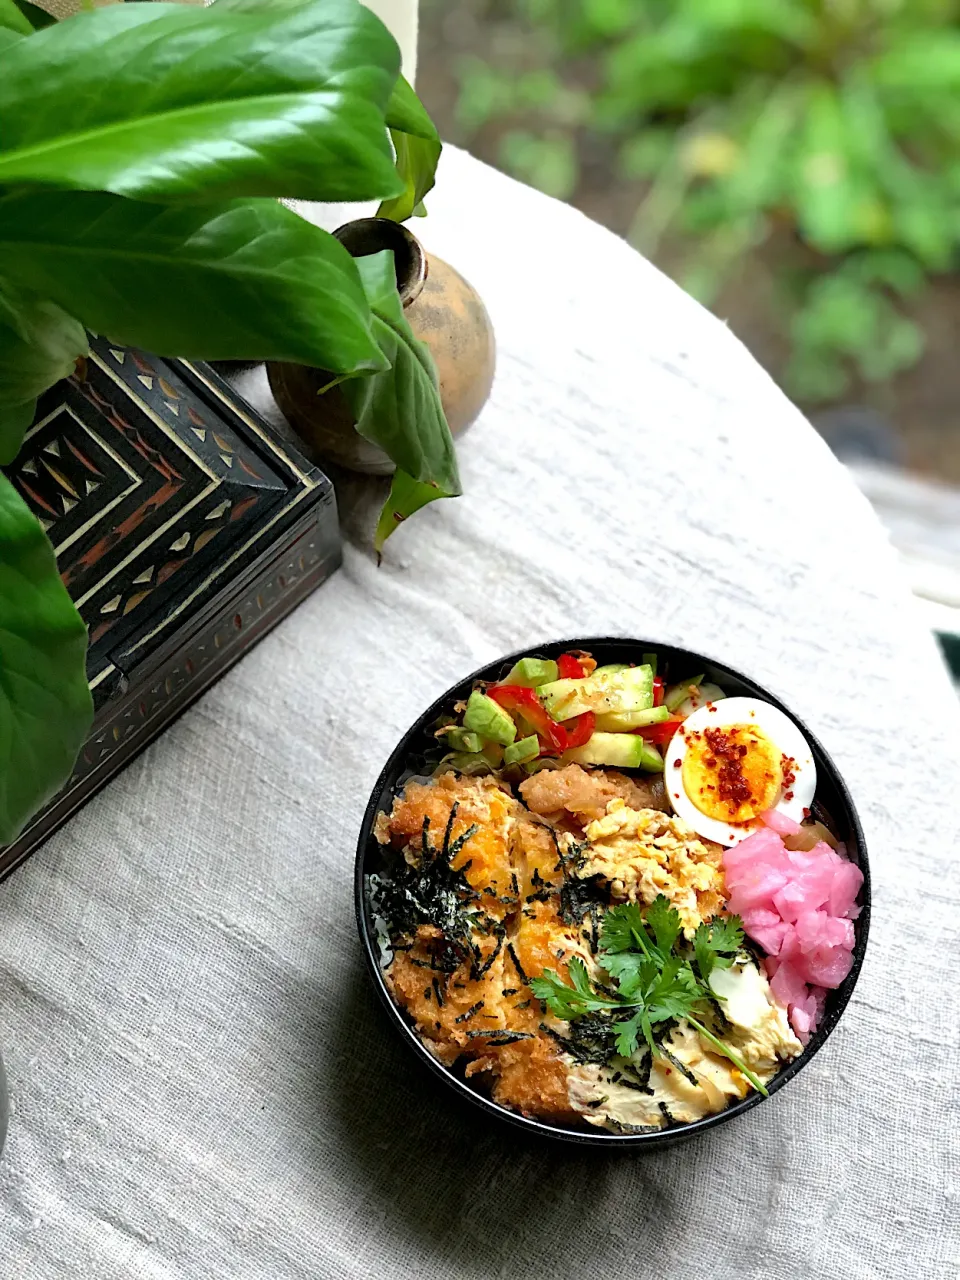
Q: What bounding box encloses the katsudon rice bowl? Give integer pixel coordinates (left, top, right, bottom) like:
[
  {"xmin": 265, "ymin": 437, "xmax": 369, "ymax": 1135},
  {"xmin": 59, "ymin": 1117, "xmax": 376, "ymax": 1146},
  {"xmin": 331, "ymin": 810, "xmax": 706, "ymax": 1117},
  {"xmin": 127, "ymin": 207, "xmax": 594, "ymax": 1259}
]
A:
[{"xmin": 356, "ymin": 640, "xmax": 869, "ymax": 1145}]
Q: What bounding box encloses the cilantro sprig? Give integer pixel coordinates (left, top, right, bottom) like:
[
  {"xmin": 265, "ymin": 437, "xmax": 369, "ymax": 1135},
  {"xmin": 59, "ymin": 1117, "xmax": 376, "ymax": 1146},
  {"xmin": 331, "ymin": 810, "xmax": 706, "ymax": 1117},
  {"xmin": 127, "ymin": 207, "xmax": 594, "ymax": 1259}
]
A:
[{"xmin": 529, "ymin": 896, "xmax": 768, "ymax": 1097}]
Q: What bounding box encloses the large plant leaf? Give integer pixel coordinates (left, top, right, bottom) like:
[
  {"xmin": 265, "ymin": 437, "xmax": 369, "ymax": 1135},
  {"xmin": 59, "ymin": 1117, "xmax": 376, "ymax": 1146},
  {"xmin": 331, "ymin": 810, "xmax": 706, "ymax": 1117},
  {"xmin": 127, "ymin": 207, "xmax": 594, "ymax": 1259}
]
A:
[
  {"xmin": 0, "ymin": 190, "xmax": 387, "ymax": 374},
  {"xmin": 0, "ymin": 473, "xmax": 93, "ymax": 845},
  {"xmin": 340, "ymin": 251, "xmax": 460, "ymax": 550},
  {"xmin": 374, "ymin": 468, "xmax": 449, "ymax": 555},
  {"xmin": 342, "ymin": 250, "xmax": 459, "ymax": 492},
  {"xmin": 0, "ymin": 285, "xmax": 88, "ymax": 465},
  {"xmin": 0, "ymin": 0, "xmax": 30, "ymax": 35},
  {"xmin": 378, "ymin": 76, "xmax": 442, "ymax": 221},
  {"xmin": 0, "ymin": 0, "xmax": 405, "ymax": 204}
]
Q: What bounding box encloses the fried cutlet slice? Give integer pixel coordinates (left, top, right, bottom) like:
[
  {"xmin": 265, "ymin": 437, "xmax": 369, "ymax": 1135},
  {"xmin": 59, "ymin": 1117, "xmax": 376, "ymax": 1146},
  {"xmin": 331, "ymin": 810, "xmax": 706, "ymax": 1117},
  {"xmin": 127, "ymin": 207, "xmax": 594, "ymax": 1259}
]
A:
[
  {"xmin": 388, "ymin": 926, "xmax": 510, "ymax": 1066},
  {"xmin": 376, "ymin": 773, "xmax": 517, "ymax": 915}
]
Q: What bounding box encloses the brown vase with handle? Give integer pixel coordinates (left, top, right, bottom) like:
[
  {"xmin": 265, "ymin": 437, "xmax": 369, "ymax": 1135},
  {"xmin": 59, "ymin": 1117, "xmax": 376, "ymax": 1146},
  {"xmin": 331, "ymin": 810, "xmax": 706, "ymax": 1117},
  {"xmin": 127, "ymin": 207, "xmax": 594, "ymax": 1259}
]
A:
[{"xmin": 267, "ymin": 218, "xmax": 496, "ymax": 474}]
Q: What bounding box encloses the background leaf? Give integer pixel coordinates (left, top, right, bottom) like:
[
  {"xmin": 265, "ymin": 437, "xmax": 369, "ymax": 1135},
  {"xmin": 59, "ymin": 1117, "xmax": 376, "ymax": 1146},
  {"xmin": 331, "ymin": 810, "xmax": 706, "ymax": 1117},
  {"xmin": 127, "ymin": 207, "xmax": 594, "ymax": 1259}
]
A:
[
  {"xmin": 0, "ymin": 190, "xmax": 386, "ymax": 374},
  {"xmin": 0, "ymin": 0, "xmax": 404, "ymax": 203},
  {"xmin": 342, "ymin": 250, "xmax": 459, "ymax": 491},
  {"xmin": 0, "ymin": 285, "xmax": 88, "ymax": 464},
  {"xmin": 378, "ymin": 77, "xmax": 443, "ymax": 221},
  {"xmin": 0, "ymin": 473, "xmax": 93, "ymax": 845}
]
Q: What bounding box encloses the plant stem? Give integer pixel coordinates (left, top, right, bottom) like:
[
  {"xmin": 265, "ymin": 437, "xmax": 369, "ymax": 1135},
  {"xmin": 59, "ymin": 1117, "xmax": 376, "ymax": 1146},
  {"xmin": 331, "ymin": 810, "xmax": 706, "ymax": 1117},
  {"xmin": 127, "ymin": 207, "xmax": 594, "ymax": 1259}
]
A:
[{"xmin": 686, "ymin": 1014, "xmax": 769, "ymax": 1097}]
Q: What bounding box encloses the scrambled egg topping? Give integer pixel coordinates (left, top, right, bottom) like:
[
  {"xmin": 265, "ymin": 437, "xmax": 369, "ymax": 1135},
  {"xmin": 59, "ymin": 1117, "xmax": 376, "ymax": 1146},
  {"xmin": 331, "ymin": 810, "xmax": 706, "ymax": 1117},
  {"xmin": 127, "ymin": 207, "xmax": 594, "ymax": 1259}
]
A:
[{"xmin": 579, "ymin": 800, "xmax": 725, "ymax": 934}]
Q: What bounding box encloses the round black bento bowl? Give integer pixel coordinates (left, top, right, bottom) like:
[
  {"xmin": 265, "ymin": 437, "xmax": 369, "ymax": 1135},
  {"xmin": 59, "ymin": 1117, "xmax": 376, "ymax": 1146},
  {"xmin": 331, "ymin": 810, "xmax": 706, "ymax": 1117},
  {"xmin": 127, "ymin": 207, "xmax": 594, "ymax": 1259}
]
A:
[{"xmin": 355, "ymin": 638, "xmax": 871, "ymax": 1149}]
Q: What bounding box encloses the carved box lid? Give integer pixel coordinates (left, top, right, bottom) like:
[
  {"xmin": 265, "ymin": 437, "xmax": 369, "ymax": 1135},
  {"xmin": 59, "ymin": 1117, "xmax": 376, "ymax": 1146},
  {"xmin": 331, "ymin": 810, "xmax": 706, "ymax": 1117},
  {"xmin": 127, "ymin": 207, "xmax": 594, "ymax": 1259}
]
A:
[{"xmin": 6, "ymin": 337, "xmax": 337, "ymax": 709}]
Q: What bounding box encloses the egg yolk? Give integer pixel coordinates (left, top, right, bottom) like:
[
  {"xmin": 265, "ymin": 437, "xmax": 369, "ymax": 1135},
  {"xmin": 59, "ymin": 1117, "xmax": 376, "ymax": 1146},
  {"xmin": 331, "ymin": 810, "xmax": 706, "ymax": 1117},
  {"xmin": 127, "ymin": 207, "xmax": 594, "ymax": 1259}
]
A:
[{"xmin": 681, "ymin": 723, "xmax": 782, "ymax": 824}]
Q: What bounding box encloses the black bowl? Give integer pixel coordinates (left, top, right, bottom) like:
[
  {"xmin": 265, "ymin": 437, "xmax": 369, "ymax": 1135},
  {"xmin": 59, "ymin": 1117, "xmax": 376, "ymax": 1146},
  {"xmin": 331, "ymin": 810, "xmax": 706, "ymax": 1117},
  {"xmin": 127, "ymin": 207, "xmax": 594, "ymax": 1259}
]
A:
[{"xmin": 355, "ymin": 637, "xmax": 870, "ymax": 1148}]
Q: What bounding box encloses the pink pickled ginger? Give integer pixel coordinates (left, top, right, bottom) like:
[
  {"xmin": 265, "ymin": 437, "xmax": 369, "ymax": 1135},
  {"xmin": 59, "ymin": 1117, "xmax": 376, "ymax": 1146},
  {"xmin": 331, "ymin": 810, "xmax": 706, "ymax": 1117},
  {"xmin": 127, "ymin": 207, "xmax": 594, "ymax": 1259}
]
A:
[{"xmin": 724, "ymin": 828, "xmax": 862, "ymax": 1041}]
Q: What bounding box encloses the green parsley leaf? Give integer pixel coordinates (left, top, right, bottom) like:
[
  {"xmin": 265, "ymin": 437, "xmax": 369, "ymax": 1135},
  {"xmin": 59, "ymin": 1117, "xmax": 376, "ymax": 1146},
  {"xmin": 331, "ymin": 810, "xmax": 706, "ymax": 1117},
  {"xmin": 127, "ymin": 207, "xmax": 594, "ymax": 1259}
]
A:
[
  {"xmin": 645, "ymin": 957, "xmax": 701, "ymax": 1024},
  {"xmin": 600, "ymin": 950, "xmax": 652, "ymax": 994},
  {"xmin": 614, "ymin": 1012, "xmax": 643, "ymax": 1058},
  {"xmin": 693, "ymin": 914, "xmax": 745, "ymax": 984},
  {"xmin": 599, "ymin": 902, "xmax": 647, "ymax": 955},
  {"xmin": 645, "ymin": 894, "xmax": 683, "ymax": 959},
  {"xmin": 529, "ymin": 965, "xmax": 620, "ymax": 1020}
]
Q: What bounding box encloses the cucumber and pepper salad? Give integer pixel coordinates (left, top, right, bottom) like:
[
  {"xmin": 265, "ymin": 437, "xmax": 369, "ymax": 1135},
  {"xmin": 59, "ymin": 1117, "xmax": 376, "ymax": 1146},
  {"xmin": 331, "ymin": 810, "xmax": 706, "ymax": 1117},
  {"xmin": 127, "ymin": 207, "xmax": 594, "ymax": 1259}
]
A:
[{"xmin": 438, "ymin": 651, "xmax": 725, "ymax": 775}]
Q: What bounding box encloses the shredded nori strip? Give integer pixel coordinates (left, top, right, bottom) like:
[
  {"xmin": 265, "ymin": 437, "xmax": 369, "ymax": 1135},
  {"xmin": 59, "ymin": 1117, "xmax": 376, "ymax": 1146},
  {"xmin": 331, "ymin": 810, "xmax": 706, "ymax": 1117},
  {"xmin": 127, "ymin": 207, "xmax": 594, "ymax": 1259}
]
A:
[
  {"xmin": 514, "ymin": 999, "xmax": 531, "ymax": 1009},
  {"xmin": 372, "ymin": 818, "xmax": 484, "ymax": 976},
  {"xmin": 501, "ymin": 988, "xmax": 518, "ymax": 997},
  {"xmin": 408, "ymin": 957, "xmax": 437, "ymax": 970},
  {"xmin": 447, "ymin": 825, "xmax": 480, "ymax": 861},
  {"xmin": 454, "ymin": 1001, "xmax": 484, "ymax": 1024},
  {"xmin": 658, "ymin": 1101, "xmax": 675, "ymax": 1125},
  {"xmin": 432, "ymin": 978, "xmax": 445, "ymax": 1007},
  {"xmin": 506, "ymin": 942, "xmax": 529, "ymax": 984},
  {"xmin": 525, "ymin": 889, "xmax": 553, "ymax": 904},
  {"xmin": 482, "ymin": 1031, "xmax": 535, "ymax": 1046},
  {"xmin": 510, "ymin": 872, "xmax": 520, "ymax": 897},
  {"xmin": 585, "ymin": 1097, "xmax": 607, "ymax": 1109},
  {"xmin": 423, "ymin": 986, "xmax": 432, "ymax": 1001},
  {"xmin": 559, "ymin": 874, "xmax": 607, "ymax": 931},
  {"xmin": 475, "ymin": 927, "xmax": 505, "ymax": 978},
  {"xmin": 659, "ymin": 1045, "xmax": 701, "ymax": 1090},
  {"xmin": 441, "ymin": 803, "xmax": 459, "ymax": 861}
]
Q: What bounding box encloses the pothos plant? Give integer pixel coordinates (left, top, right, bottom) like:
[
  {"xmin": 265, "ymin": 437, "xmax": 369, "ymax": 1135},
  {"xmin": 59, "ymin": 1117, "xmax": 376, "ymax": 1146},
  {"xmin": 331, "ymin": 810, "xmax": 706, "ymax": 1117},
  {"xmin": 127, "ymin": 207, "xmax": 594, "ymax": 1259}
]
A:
[{"xmin": 0, "ymin": 0, "xmax": 454, "ymax": 845}]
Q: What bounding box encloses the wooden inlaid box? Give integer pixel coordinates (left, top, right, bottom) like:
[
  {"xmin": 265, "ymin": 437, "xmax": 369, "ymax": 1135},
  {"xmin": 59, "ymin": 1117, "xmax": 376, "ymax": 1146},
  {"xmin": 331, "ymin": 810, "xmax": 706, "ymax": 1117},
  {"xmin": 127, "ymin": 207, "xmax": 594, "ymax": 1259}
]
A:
[{"xmin": 0, "ymin": 339, "xmax": 340, "ymax": 879}]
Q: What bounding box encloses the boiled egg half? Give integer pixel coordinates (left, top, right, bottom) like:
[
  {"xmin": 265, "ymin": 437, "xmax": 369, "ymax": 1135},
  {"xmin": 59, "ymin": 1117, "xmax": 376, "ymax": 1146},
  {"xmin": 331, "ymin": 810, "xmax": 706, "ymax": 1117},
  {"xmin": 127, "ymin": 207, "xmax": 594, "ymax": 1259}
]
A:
[{"xmin": 665, "ymin": 696, "xmax": 816, "ymax": 846}]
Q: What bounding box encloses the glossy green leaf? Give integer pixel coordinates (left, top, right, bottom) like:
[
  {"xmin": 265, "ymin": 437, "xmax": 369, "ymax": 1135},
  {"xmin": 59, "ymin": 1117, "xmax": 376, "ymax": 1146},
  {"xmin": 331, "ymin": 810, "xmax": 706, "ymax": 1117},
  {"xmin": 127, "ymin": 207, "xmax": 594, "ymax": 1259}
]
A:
[
  {"xmin": 378, "ymin": 77, "xmax": 442, "ymax": 221},
  {"xmin": 0, "ymin": 190, "xmax": 386, "ymax": 374},
  {"xmin": 0, "ymin": 0, "xmax": 29, "ymax": 35},
  {"xmin": 10, "ymin": 0, "xmax": 56, "ymax": 29},
  {"xmin": 377, "ymin": 130, "xmax": 442, "ymax": 221},
  {"xmin": 342, "ymin": 250, "xmax": 459, "ymax": 492},
  {"xmin": 374, "ymin": 468, "xmax": 450, "ymax": 555},
  {"xmin": 0, "ymin": 0, "xmax": 404, "ymax": 203},
  {"xmin": 0, "ymin": 472, "xmax": 93, "ymax": 844},
  {"xmin": 0, "ymin": 285, "xmax": 88, "ymax": 464},
  {"xmin": 384, "ymin": 74, "xmax": 441, "ymax": 142}
]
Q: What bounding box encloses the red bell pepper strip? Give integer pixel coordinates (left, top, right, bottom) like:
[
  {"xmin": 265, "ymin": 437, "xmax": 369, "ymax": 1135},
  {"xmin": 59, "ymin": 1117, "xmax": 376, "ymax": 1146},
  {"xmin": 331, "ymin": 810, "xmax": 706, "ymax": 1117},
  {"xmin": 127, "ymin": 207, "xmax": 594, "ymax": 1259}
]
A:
[
  {"xmin": 487, "ymin": 685, "xmax": 596, "ymax": 754},
  {"xmin": 560, "ymin": 711, "xmax": 596, "ymax": 748},
  {"xmin": 487, "ymin": 684, "xmax": 568, "ymax": 754},
  {"xmin": 634, "ymin": 719, "xmax": 682, "ymax": 746},
  {"xmin": 652, "ymin": 676, "xmax": 665, "ymax": 707},
  {"xmin": 557, "ymin": 652, "xmax": 586, "ymax": 680}
]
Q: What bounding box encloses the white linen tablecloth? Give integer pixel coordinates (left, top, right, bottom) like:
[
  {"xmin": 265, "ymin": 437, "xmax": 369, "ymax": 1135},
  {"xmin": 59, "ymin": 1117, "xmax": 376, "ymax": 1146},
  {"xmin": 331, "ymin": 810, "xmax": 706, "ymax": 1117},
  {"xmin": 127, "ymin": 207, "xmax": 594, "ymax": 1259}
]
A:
[{"xmin": 1, "ymin": 147, "xmax": 958, "ymax": 1280}]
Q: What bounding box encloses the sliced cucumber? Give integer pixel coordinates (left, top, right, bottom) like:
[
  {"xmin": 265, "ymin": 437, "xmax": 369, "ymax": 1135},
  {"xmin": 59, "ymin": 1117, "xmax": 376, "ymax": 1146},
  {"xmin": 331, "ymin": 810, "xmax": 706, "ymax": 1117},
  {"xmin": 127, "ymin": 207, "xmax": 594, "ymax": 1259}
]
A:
[
  {"xmin": 636, "ymin": 740, "xmax": 664, "ymax": 772},
  {"xmin": 664, "ymin": 674, "xmax": 703, "ymax": 712},
  {"xmin": 562, "ymin": 731, "xmax": 661, "ymax": 771},
  {"xmin": 463, "ymin": 690, "xmax": 517, "ymax": 745},
  {"xmin": 642, "ymin": 652, "xmax": 657, "ymax": 675},
  {"xmin": 594, "ymin": 705, "xmax": 670, "ymax": 732},
  {"xmin": 673, "ymin": 682, "xmax": 726, "ymax": 719},
  {"xmin": 591, "ymin": 663, "xmax": 630, "ymax": 677},
  {"xmin": 538, "ymin": 664, "xmax": 654, "ymax": 722},
  {"xmin": 503, "ymin": 734, "xmax": 539, "ymax": 765},
  {"xmin": 444, "ymin": 727, "xmax": 484, "ymax": 753},
  {"xmin": 502, "ymin": 657, "xmax": 559, "ymax": 688}
]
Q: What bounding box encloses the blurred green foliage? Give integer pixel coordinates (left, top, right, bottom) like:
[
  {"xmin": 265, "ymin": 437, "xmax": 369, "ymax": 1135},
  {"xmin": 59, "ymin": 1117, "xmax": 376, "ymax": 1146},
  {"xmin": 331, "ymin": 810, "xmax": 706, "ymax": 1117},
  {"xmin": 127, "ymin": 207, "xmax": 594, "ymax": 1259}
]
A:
[{"xmin": 448, "ymin": 0, "xmax": 960, "ymax": 402}]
